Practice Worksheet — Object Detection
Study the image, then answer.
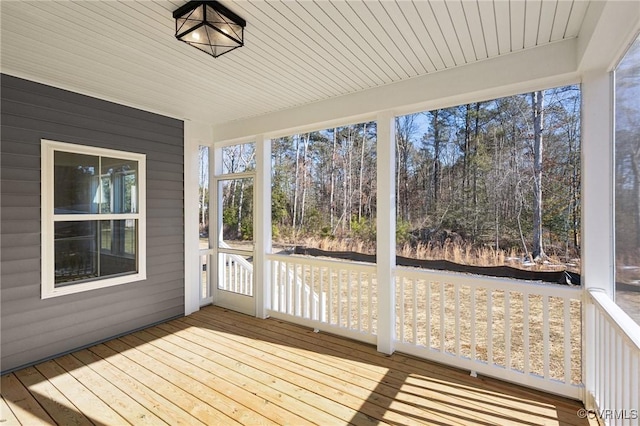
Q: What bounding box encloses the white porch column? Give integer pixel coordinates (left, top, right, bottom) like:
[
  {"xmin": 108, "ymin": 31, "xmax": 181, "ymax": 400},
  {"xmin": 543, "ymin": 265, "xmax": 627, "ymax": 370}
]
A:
[
  {"xmin": 184, "ymin": 121, "xmax": 213, "ymax": 316},
  {"xmin": 376, "ymin": 111, "xmax": 396, "ymax": 354},
  {"xmin": 581, "ymin": 69, "xmax": 615, "ymax": 408},
  {"xmin": 255, "ymin": 135, "xmax": 272, "ymax": 319},
  {"xmin": 581, "ymin": 70, "xmax": 615, "ymax": 296},
  {"xmin": 210, "ymin": 145, "xmax": 223, "ymax": 305}
]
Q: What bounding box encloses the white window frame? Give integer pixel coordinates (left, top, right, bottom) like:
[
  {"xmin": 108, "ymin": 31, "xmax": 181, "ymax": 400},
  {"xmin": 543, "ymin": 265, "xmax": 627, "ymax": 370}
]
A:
[{"xmin": 41, "ymin": 140, "xmax": 147, "ymax": 299}]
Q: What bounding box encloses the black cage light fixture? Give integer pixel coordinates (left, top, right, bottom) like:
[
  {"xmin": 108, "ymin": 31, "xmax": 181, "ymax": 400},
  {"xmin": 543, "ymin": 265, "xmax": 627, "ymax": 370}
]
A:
[{"xmin": 173, "ymin": 1, "xmax": 246, "ymax": 58}]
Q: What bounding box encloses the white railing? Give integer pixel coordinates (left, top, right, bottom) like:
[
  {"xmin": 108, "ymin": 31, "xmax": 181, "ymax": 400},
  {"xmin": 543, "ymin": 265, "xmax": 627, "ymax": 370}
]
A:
[
  {"xmin": 267, "ymin": 254, "xmax": 377, "ymax": 344},
  {"xmin": 199, "ymin": 243, "xmax": 254, "ymax": 304},
  {"xmin": 395, "ymin": 267, "xmax": 583, "ymax": 399},
  {"xmin": 271, "ymin": 259, "xmax": 326, "ymax": 320},
  {"xmin": 586, "ymin": 289, "xmax": 640, "ymax": 426},
  {"xmin": 218, "ymin": 251, "xmax": 254, "ymax": 296},
  {"xmin": 257, "ymin": 252, "xmax": 589, "ymax": 399}
]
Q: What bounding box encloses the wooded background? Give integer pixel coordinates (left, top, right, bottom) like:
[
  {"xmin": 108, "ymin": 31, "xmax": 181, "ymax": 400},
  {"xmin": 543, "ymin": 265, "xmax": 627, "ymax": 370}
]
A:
[
  {"xmin": 199, "ymin": 85, "xmax": 588, "ymax": 267},
  {"xmin": 266, "ymin": 85, "xmax": 581, "ymax": 265}
]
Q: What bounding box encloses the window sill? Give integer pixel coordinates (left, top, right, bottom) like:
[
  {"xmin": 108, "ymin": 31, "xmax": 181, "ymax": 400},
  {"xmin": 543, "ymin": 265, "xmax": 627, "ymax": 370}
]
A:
[{"xmin": 41, "ymin": 272, "xmax": 146, "ymax": 299}]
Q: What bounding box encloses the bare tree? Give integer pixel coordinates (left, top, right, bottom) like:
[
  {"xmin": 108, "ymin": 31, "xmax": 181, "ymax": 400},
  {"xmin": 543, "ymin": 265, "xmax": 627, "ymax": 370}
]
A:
[
  {"xmin": 358, "ymin": 123, "xmax": 367, "ymax": 221},
  {"xmin": 330, "ymin": 129, "xmax": 337, "ymax": 231},
  {"xmin": 431, "ymin": 110, "xmax": 440, "ymax": 205},
  {"xmin": 299, "ymin": 133, "xmax": 310, "ymax": 233},
  {"xmin": 395, "ymin": 115, "xmax": 417, "ymax": 222},
  {"xmin": 532, "ymin": 90, "xmax": 546, "ymax": 260},
  {"xmin": 198, "ymin": 146, "xmax": 208, "ymax": 233},
  {"xmin": 292, "ymin": 134, "xmax": 301, "ymax": 230}
]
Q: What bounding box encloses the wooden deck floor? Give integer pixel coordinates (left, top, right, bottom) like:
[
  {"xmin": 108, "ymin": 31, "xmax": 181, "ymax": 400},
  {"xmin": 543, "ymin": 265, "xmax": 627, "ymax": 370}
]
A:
[{"xmin": 2, "ymin": 306, "xmax": 596, "ymax": 426}]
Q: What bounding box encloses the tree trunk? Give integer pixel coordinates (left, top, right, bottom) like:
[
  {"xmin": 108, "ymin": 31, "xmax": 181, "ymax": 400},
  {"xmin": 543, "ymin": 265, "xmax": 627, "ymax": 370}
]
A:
[
  {"xmin": 229, "ymin": 180, "xmax": 236, "ymax": 212},
  {"xmin": 532, "ymin": 91, "xmax": 546, "ymax": 260},
  {"xmin": 473, "ymin": 103, "xmax": 480, "ymax": 240},
  {"xmin": 292, "ymin": 134, "xmax": 301, "ymax": 230},
  {"xmin": 342, "ymin": 129, "xmax": 349, "ymax": 232},
  {"xmin": 330, "ymin": 129, "xmax": 337, "ymax": 231},
  {"xmin": 433, "ymin": 110, "xmax": 441, "ymax": 205},
  {"xmin": 396, "ymin": 119, "xmax": 405, "ymax": 222},
  {"xmin": 463, "ymin": 104, "xmax": 471, "ymax": 210},
  {"xmin": 358, "ymin": 123, "xmax": 367, "ymax": 221},
  {"xmin": 199, "ymin": 146, "xmax": 208, "ymax": 232},
  {"xmin": 493, "ymin": 129, "xmax": 500, "ymax": 250},
  {"xmin": 347, "ymin": 127, "xmax": 353, "ymax": 231},
  {"xmin": 236, "ymin": 179, "xmax": 245, "ymax": 239},
  {"xmin": 299, "ymin": 133, "xmax": 310, "ymax": 233},
  {"xmin": 569, "ymin": 123, "xmax": 580, "ymax": 251}
]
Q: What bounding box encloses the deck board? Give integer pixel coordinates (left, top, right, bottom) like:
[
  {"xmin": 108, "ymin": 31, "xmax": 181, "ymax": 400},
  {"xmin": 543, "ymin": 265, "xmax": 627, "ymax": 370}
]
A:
[
  {"xmin": 54, "ymin": 354, "xmax": 165, "ymax": 425},
  {"xmin": 203, "ymin": 309, "xmax": 589, "ymax": 423},
  {"xmin": 1, "ymin": 373, "xmax": 55, "ymax": 425},
  {"xmin": 1, "ymin": 306, "xmax": 597, "ymax": 426},
  {"xmin": 72, "ymin": 348, "xmax": 206, "ymax": 426},
  {"xmin": 0, "ymin": 394, "xmax": 21, "ymax": 426}
]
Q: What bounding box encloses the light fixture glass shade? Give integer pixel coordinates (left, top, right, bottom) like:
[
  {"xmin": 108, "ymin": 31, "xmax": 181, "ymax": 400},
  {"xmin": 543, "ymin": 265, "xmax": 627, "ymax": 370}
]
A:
[{"xmin": 173, "ymin": 1, "xmax": 246, "ymax": 58}]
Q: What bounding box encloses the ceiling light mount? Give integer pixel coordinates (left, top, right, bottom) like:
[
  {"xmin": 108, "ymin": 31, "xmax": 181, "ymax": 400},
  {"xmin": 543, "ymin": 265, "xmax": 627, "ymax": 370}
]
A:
[{"xmin": 173, "ymin": 1, "xmax": 246, "ymax": 58}]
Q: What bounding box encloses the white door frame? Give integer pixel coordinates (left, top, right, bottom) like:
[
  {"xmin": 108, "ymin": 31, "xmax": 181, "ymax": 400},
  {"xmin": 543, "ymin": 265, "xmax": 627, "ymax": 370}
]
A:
[{"xmin": 211, "ymin": 170, "xmax": 256, "ymax": 316}]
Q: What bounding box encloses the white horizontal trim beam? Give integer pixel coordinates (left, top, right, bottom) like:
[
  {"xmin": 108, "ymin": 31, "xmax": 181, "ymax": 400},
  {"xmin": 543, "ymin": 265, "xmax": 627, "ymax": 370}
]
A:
[
  {"xmin": 213, "ymin": 39, "xmax": 578, "ymax": 142},
  {"xmin": 266, "ymin": 253, "xmax": 377, "ymax": 273},
  {"xmin": 54, "ymin": 214, "xmax": 140, "ymax": 221}
]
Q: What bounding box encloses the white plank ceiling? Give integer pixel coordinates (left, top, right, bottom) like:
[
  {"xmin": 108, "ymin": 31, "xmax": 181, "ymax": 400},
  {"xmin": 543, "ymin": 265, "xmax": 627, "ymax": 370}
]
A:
[{"xmin": 1, "ymin": 1, "xmax": 591, "ymax": 126}]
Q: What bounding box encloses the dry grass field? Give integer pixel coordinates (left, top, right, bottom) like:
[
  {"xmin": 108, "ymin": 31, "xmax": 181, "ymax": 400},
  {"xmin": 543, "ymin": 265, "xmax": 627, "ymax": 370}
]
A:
[{"xmin": 307, "ymin": 236, "xmax": 581, "ymax": 273}]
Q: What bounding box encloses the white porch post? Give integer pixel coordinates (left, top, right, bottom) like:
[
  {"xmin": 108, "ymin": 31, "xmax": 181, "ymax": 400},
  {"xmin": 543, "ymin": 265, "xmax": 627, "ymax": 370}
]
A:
[
  {"xmin": 184, "ymin": 121, "xmax": 213, "ymax": 316},
  {"xmin": 255, "ymin": 135, "xmax": 272, "ymax": 319},
  {"xmin": 210, "ymin": 145, "xmax": 223, "ymax": 304},
  {"xmin": 376, "ymin": 111, "xmax": 396, "ymax": 354},
  {"xmin": 581, "ymin": 69, "xmax": 615, "ymax": 408},
  {"xmin": 582, "ymin": 70, "xmax": 615, "ymax": 296}
]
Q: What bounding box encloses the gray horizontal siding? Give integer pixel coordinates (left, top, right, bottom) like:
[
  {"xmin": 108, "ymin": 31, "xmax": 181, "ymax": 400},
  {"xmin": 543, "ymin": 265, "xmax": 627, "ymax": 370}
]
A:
[
  {"xmin": 3, "ymin": 302, "xmax": 184, "ymax": 372},
  {"xmin": 1, "ymin": 220, "xmax": 40, "ymax": 235},
  {"xmin": 2, "ymin": 207, "xmax": 40, "ymax": 221},
  {"xmin": 2, "ymin": 100, "xmax": 184, "ymax": 147},
  {"xmin": 0, "ymin": 74, "xmax": 185, "ymax": 373},
  {"xmin": 1, "ymin": 233, "xmax": 40, "ymax": 248}
]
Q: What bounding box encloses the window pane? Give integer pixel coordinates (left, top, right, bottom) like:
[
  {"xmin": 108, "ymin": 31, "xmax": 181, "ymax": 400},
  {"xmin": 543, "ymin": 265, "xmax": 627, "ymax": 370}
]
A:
[
  {"xmin": 394, "ymin": 86, "xmax": 581, "ymax": 282},
  {"xmin": 270, "ymin": 124, "xmax": 377, "ymax": 253},
  {"xmin": 100, "ymin": 220, "xmax": 137, "ymax": 276},
  {"xmin": 54, "ymin": 220, "xmax": 137, "ymax": 287},
  {"xmin": 614, "ymin": 34, "xmax": 640, "ymax": 326},
  {"xmin": 219, "ymin": 177, "xmax": 253, "ymax": 249},
  {"xmin": 222, "ymin": 143, "xmax": 255, "ymax": 174},
  {"xmin": 54, "ymin": 151, "xmax": 99, "ymax": 214},
  {"xmin": 101, "ymin": 157, "xmax": 138, "ymax": 214},
  {"xmin": 55, "ymin": 221, "xmax": 98, "ymax": 285},
  {"xmin": 199, "ymin": 145, "xmax": 210, "ymax": 248},
  {"xmin": 101, "ymin": 220, "xmax": 112, "ymax": 251}
]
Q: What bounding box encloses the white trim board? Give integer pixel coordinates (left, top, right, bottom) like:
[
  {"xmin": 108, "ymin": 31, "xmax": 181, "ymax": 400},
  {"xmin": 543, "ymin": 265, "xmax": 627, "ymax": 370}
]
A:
[{"xmin": 212, "ymin": 39, "xmax": 579, "ymax": 142}]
